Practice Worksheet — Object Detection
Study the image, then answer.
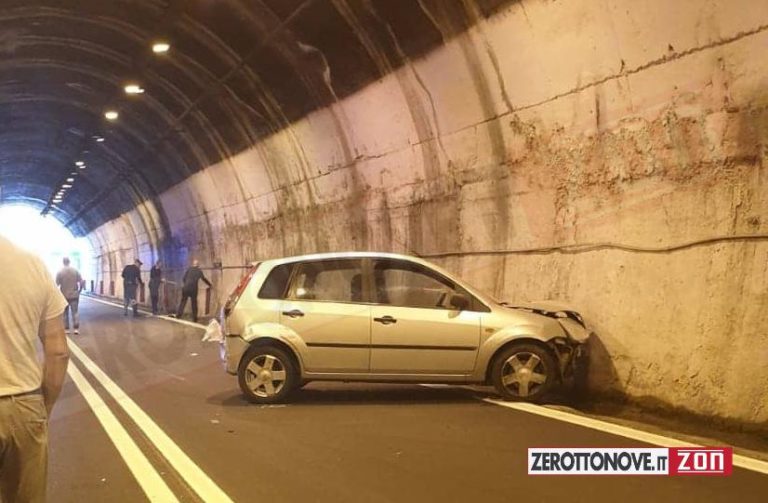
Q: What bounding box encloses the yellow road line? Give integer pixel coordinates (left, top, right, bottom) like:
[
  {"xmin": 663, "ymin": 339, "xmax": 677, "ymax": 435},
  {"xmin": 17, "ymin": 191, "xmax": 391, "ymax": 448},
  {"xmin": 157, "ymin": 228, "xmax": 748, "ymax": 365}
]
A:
[
  {"xmin": 67, "ymin": 362, "xmax": 180, "ymax": 502},
  {"xmin": 68, "ymin": 340, "xmax": 234, "ymax": 502},
  {"xmin": 484, "ymin": 399, "xmax": 768, "ymax": 476}
]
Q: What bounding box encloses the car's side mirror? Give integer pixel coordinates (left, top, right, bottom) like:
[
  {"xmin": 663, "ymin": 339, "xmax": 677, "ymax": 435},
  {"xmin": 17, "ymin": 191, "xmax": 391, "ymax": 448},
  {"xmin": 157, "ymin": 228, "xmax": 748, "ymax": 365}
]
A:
[{"xmin": 449, "ymin": 293, "xmax": 470, "ymax": 311}]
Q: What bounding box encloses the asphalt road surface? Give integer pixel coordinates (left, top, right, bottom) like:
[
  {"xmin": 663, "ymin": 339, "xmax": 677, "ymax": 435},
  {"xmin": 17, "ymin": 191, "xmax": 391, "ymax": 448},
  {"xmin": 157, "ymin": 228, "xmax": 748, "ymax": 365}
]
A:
[{"xmin": 47, "ymin": 298, "xmax": 768, "ymax": 503}]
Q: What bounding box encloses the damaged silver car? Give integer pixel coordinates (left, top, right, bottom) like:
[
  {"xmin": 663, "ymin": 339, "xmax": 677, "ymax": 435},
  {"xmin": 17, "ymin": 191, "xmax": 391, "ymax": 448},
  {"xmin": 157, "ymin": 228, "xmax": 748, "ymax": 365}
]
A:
[{"xmin": 221, "ymin": 252, "xmax": 590, "ymax": 404}]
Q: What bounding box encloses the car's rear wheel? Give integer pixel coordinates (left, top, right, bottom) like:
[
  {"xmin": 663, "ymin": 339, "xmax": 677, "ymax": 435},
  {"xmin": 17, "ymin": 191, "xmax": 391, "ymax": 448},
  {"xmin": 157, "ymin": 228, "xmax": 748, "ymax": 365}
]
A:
[
  {"xmin": 491, "ymin": 343, "xmax": 557, "ymax": 402},
  {"xmin": 238, "ymin": 345, "xmax": 298, "ymax": 404}
]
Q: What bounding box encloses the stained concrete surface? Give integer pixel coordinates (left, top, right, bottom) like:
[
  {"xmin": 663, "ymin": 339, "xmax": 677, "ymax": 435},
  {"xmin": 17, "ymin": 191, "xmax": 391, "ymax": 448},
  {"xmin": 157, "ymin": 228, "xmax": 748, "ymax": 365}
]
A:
[
  {"xmin": 44, "ymin": 299, "xmax": 768, "ymax": 502},
  {"xmin": 81, "ymin": 0, "xmax": 768, "ymax": 426}
]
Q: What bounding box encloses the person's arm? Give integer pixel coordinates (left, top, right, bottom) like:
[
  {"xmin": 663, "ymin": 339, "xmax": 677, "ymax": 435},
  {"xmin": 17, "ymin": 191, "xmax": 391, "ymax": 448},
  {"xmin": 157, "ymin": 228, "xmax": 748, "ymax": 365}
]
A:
[
  {"xmin": 201, "ymin": 271, "xmax": 212, "ymax": 288},
  {"xmin": 39, "ymin": 315, "xmax": 69, "ymax": 415}
]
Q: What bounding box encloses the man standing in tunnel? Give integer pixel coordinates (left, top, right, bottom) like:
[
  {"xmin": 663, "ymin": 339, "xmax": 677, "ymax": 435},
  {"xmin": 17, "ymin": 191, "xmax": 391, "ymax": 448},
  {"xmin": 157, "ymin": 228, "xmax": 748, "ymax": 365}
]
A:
[
  {"xmin": 0, "ymin": 235, "xmax": 69, "ymax": 503},
  {"xmin": 149, "ymin": 261, "xmax": 164, "ymax": 315},
  {"xmin": 121, "ymin": 259, "xmax": 144, "ymax": 317},
  {"xmin": 56, "ymin": 257, "xmax": 83, "ymax": 334},
  {"xmin": 175, "ymin": 259, "xmax": 212, "ymax": 323}
]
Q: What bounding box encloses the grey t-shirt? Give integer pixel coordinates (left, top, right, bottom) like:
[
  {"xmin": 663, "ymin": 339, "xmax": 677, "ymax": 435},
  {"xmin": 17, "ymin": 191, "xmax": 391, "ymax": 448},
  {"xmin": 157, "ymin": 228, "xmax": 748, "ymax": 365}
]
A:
[{"xmin": 56, "ymin": 266, "xmax": 82, "ymax": 300}]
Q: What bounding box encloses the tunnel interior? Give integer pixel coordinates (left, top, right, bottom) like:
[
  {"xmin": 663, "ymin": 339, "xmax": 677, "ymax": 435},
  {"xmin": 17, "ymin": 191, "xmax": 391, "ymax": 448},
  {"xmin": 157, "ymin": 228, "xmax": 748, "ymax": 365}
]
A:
[
  {"xmin": 1, "ymin": 0, "xmax": 767, "ymax": 426},
  {"xmin": 0, "ymin": 0, "xmax": 513, "ymax": 235}
]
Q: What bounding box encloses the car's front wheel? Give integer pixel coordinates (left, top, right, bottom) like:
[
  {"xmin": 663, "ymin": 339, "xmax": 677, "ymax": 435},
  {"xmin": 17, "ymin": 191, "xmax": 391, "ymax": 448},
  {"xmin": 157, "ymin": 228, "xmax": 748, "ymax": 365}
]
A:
[
  {"xmin": 238, "ymin": 345, "xmax": 298, "ymax": 404},
  {"xmin": 491, "ymin": 343, "xmax": 557, "ymax": 402}
]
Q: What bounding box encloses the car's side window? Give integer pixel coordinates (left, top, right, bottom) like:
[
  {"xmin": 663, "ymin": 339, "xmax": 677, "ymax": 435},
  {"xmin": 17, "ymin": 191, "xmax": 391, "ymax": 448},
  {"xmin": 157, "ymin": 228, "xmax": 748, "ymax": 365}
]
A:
[
  {"xmin": 373, "ymin": 260, "xmax": 460, "ymax": 309},
  {"xmin": 258, "ymin": 263, "xmax": 294, "ymax": 299},
  {"xmin": 287, "ymin": 259, "xmax": 364, "ymax": 303}
]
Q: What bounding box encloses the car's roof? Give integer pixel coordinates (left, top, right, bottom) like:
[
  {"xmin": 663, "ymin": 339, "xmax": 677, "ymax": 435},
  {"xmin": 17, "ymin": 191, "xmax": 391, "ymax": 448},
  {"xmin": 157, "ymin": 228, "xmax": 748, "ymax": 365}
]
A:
[{"xmin": 259, "ymin": 251, "xmax": 427, "ymax": 266}]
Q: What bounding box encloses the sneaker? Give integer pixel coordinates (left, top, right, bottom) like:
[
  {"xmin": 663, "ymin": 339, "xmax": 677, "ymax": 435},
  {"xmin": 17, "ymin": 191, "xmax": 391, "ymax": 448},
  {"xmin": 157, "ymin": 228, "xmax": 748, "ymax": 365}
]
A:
[{"xmin": 74, "ymin": 329, "xmax": 79, "ymax": 335}]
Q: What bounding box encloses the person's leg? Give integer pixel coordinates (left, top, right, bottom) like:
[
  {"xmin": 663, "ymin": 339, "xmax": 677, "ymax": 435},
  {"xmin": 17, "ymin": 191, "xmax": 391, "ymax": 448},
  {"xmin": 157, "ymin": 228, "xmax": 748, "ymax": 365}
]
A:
[
  {"xmin": 190, "ymin": 292, "xmax": 199, "ymax": 323},
  {"xmin": 71, "ymin": 299, "xmax": 80, "ymax": 332},
  {"xmin": 176, "ymin": 294, "xmax": 188, "ymax": 319},
  {"xmin": 123, "ymin": 288, "xmax": 130, "ymax": 315},
  {"xmin": 132, "ymin": 287, "xmax": 139, "ymax": 316},
  {"xmin": 0, "ymin": 397, "xmax": 13, "ymax": 501},
  {"xmin": 0, "ymin": 395, "xmax": 48, "ymax": 503},
  {"xmin": 62, "ymin": 304, "xmax": 70, "ymax": 331},
  {"xmin": 150, "ymin": 288, "xmax": 159, "ymax": 315}
]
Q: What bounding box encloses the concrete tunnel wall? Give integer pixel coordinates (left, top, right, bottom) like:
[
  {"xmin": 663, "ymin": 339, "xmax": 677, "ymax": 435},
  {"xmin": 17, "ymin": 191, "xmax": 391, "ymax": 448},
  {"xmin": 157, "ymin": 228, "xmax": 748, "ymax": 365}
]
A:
[{"xmin": 86, "ymin": 0, "xmax": 768, "ymax": 425}]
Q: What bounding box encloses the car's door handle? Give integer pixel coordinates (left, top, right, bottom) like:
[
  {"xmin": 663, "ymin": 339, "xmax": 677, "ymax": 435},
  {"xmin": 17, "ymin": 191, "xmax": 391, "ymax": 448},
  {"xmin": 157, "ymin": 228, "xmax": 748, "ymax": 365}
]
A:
[
  {"xmin": 282, "ymin": 309, "xmax": 305, "ymax": 318},
  {"xmin": 373, "ymin": 315, "xmax": 397, "ymax": 325}
]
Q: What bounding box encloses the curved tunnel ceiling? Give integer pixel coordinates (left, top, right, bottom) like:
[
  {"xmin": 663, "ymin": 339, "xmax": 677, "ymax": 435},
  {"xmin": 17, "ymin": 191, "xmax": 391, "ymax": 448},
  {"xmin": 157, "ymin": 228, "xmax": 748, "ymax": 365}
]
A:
[{"xmin": 0, "ymin": 0, "xmax": 513, "ymax": 236}]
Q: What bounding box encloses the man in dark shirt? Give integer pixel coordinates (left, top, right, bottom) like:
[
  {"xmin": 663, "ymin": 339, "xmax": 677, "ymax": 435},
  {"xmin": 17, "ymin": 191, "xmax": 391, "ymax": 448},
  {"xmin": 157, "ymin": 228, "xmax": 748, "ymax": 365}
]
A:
[
  {"xmin": 121, "ymin": 259, "xmax": 144, "ymax": 317},
  {"xmin": 175, "ymin": 259, "xmax": 211, "ymax": 322},
  {"xmin": 149, "ymin": 261, "xmax": 163, "ymax": 315}
]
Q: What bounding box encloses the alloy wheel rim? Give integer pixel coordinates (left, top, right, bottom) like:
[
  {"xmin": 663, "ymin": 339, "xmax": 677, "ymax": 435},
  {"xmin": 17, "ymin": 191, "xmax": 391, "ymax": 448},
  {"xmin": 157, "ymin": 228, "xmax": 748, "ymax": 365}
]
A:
[
  {"xmin": 245, "ymin": 354, "xmax": 287, "ymax": 397},
  {"xmin": 501, "ymin": 352, "xmax": 547, "ymax": 397}
]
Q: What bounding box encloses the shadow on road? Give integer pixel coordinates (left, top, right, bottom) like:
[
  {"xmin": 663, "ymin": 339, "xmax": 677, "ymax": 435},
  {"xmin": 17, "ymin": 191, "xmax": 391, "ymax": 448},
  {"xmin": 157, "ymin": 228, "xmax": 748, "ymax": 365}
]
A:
[{"xmin": 207, "ymin": 383, "xmax": 494, "ymax": 408}]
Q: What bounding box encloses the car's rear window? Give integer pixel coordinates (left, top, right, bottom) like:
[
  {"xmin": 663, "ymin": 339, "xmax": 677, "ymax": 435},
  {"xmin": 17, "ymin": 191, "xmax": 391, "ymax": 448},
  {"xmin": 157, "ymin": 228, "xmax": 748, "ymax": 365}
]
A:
[{"xmin": 258, "ymin": 263, "xmax": 294, "ymax": 299}]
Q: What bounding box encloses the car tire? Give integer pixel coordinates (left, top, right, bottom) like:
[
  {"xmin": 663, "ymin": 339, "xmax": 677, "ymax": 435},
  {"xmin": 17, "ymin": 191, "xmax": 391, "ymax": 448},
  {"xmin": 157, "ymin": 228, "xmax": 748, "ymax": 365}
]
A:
[
  {"xmin": 491, "ymin": 343, "xmax": 558, "ymax": 403},
  {"xmin": 238, "ymin": 345, "xmax": 298, "ymax": 404}
]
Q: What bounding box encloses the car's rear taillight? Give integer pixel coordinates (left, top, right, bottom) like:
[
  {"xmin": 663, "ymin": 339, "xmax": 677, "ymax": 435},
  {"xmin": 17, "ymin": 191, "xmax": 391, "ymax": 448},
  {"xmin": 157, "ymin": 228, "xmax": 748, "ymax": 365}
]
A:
[{"xmin": 224, "ymin": 263, "xmax": 260, "ymax": 317}]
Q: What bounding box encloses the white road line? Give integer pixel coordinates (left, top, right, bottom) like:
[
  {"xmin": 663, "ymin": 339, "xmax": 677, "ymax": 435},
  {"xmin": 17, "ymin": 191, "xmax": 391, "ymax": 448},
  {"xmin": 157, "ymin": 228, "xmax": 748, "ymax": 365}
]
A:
[
  {"xmin": 68, "ymin": 340, "xmax": 235, "ymax": 503},
  {"xmin": 84, "ymin": 295, "xmax": 207, "ymax": 329},
  {"xmin": 484, "ymin": 399, "xmax": 768, "ymax": 476},
  {"xmin": 66, "ymin": 362, "xmax": 179, "ymax": 502}
]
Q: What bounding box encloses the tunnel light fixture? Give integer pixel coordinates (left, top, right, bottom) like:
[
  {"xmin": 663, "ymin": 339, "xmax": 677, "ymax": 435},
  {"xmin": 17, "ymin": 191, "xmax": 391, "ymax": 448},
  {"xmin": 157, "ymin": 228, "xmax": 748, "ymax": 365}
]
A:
[
  {"xmin": 152, "ymin": 41, "xmax": 170, "ymax": 54},
  {"xmin": 104, "ymin": 110, "xmax": 119, "ymax": 121},
  {"xmin": 75, "ymin": 161, "xmax": 85, "ymax": 167},
  {"xmin": 124, "ymin": 83, "xmax": 145, "ymax": 95},
  {"xmin": 62, "ymin": 184, "xmax": 72, "ymax": 188},
  {"xmin": 66, "ymin": 178, "xmax": 74, "ymax": 182},
  {"xmin": 96, "ymin": 137, "xmax": 105, "ymax": 142}
]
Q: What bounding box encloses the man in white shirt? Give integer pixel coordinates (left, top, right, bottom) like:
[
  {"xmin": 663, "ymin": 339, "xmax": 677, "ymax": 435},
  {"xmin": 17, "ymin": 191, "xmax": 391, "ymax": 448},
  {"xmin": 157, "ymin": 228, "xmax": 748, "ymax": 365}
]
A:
[
  {"xmin": 0, "ymin": 235, "xmax": 70, "ymax": 503},
  {"xmin": 55, "ymin": 257, "xmax": 83, "ymax": 334}
]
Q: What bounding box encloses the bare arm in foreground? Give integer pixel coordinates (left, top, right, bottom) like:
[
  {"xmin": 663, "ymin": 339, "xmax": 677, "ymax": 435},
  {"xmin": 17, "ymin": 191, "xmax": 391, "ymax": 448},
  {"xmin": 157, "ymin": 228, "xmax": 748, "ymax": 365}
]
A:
[{"xmin": 39, "ymin": 315, "xmax": 69, "ymax": 414}]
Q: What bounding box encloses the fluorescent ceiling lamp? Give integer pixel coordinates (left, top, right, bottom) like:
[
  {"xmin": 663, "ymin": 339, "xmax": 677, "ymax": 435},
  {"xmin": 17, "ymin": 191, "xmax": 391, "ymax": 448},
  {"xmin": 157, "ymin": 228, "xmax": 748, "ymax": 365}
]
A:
[
  {"xmin": 66, "ymin": 178, "xmax": 74, "ymax": 182},
  {"xmin": 62, "ymin": 184, "xmax": 72, "ymax": 188},
  {"xmin": 124, "ymin": 84, "xmax": 145, "ymax": 95},
  {"xmin": 104, "ymin": 110, "xmax": 119, "ymax": 120},
  {"xmin": 152, "ymin": 42, "xmax": 170, "ymax": 54},
  {"xmin": 75, "ymin": 161, "xmax": 84, "ymax": 167}
]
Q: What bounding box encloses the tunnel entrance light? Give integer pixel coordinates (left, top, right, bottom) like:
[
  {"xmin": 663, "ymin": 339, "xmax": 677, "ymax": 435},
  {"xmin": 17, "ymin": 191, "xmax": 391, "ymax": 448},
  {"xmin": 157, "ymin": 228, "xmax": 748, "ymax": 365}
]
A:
[
  {"xmin": 104, "ymin": 110, "xmax": 119, "ymax": 121},
  {"xmin": 124, "ymin": 84, "xmax": 145, "ymax": 95},
  {"xmin": 152, "ymin": 41, "xmax": 170, "ymax": 54}
]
